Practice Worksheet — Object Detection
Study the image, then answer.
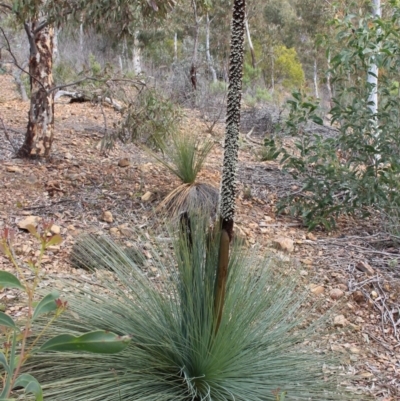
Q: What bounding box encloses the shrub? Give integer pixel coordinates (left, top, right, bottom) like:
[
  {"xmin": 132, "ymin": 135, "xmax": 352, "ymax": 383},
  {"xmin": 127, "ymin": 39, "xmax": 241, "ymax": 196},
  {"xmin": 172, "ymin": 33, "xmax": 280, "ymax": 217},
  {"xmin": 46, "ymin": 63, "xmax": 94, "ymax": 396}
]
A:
[
  {"xmin": 116, "ymin": 87, "xmax": 182, "ymax": 150},
  {"xmin": 29, "ymin": 215, "xmax": 358, "ymax": 400}
]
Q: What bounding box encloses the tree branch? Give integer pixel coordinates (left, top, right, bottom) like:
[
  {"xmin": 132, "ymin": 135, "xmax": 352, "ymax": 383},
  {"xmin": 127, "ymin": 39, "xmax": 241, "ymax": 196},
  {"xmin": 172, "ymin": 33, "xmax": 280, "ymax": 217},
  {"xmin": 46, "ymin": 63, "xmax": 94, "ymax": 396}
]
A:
[{"xmin": 0, "ymin": 116, "xmax": 19, "ymax": 153}]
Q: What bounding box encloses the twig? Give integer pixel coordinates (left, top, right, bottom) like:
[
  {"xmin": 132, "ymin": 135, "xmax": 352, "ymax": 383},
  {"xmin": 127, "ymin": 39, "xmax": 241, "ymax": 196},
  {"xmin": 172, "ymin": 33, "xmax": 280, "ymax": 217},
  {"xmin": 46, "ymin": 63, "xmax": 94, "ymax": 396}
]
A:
[
  {"xmin": 0, "ymin": 116, "xmax": 18, "ymax": 152},
  {"xmin": 22, "ymin": 199, "xmax": 76, "ymax": 210}
]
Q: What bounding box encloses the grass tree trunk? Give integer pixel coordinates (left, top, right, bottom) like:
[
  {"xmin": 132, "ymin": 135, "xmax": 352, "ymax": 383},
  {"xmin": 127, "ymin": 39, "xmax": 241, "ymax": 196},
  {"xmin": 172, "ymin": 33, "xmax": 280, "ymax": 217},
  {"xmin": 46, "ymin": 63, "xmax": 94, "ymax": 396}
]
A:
[
  {"xmin": 17, "ymin": 21, "xmax": 54, "ymax": 158},
  {"xmin": 214, "ymin": 0, "xmax": 245, "ymax": 330}
]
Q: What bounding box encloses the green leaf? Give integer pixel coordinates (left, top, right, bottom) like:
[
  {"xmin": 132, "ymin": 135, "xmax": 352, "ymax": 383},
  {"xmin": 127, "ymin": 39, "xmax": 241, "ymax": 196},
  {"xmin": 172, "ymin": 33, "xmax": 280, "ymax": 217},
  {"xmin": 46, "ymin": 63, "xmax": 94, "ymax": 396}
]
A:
[
  {"xmin": 13, "ymin": 374, "xmax": 43, "ymax": 401},
  {"xmin": 46, "ymin": 234, "xmax": 63, "ymax": 247},
  {"xmin": 39, "ymin": 330, "xmax": 131, "ymax": 354},
  {"xmin": 0, "ymin": 352, "xmax": 10, "ymax": 374},
  {"xmin": 0, "ymin": 272, "xmax": 24, "ymax": 290},
  {"xmin": 0, "ymin": 312, "xmax": 16, "ymax": 329},
  {"xmin": 25, "ymin": 224, "xmax": 38, "ymax": 238},
  {"xmin": 32, "ymin": 291, "xmax": 60, "ymax": 321}
]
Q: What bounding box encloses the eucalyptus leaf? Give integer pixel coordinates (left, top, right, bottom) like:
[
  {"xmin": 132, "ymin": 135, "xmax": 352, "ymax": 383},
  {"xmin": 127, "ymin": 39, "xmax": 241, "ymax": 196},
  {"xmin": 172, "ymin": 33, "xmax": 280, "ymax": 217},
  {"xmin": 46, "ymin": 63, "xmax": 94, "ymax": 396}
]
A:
[
  {"xmin": 39, "ymin": 331, "xmax": 131, "ymax": 354},
  {"xmin": 32, "ymin": 291, "xmax": 60, "ymax": 321},
  {"xmin": 0, "ymin": 272, "xmax": 24, "ymax": 290},
  {"xmin": 0, "ymin": 312, "xmax": 16, "ymax": 329},
  {"xmin": 13, "ymin": 374, "xmax": 43, "ymax": 401}
]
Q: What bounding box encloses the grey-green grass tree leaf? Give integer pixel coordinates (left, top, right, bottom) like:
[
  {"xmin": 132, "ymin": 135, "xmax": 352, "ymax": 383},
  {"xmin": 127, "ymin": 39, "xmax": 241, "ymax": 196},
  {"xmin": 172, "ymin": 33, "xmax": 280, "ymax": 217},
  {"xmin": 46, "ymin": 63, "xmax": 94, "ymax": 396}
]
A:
[{"xmin": 0, "ymin": 312, "xmax": 16, "ymax": 329}]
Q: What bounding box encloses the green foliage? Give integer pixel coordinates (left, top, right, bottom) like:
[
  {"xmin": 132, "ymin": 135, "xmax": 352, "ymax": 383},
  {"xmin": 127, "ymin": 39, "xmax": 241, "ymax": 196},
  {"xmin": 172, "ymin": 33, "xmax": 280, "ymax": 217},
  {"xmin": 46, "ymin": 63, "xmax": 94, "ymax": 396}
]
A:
[
  {"xmin": 29, "ymin": 216, "xmax": 356, "ymax": 400},
  {"xmin": 274, "ymin": 46, "xmax": 305, "ymax": 89},
  {"xmin": 0, "ymin": 225, "xmax": 129, "ymax": 400},
  {"xmin": 117, "ymin": 88, "xmax": 182, "ymax": 150},
  {"xmin": 153, "ymin": 131, "xmax": 214, "ymax": 184},
  {"xmin": 277, "ymin": 4, "xmax": 400, "ymax": 229}
]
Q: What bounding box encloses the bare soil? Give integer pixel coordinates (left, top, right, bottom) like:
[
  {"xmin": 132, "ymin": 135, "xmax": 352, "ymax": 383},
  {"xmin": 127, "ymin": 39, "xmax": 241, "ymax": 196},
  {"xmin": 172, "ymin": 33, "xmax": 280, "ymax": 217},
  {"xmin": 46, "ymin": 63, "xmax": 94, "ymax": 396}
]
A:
[{"xmin": 0, "ymin": 73, "xmax": 399, "ymax": 400}]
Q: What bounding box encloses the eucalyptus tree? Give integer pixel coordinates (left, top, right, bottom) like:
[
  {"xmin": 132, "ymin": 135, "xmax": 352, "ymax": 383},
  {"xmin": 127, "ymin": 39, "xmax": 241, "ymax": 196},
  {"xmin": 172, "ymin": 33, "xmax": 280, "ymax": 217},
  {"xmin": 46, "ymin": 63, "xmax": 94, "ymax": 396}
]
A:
[{"xmin": 0, "ymin": 0, "xmax": 174, "ymax": 158}]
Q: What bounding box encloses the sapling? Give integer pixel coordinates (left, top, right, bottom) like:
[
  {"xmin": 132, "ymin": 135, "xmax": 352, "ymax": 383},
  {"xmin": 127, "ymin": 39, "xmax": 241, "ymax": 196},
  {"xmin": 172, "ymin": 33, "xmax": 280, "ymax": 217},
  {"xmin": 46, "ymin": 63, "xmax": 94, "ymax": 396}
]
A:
[{"xmin": 0, "ymin": 223, "xmax": 130, "ymax": 400}]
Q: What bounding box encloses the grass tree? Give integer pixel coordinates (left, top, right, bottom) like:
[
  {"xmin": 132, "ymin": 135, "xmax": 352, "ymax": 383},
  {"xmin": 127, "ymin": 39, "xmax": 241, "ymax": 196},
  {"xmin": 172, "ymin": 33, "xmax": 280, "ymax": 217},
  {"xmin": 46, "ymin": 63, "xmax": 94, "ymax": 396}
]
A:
[
  {"xmin": 0, "ymin": 0, "xmax": 174, "ymax": 158},
  {"xmin": 24, "ymin": 0, "xmax": 361, "ymax": 399},
  {"xmin": 148, "ymin": 131, "xmax": 218, "ymax": 218}
]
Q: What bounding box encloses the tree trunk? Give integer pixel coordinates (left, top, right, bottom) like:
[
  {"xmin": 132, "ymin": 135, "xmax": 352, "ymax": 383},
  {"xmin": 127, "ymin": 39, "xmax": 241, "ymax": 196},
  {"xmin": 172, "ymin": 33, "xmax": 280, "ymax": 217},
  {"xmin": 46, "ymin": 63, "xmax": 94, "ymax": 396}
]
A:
[
  {"xmin": 214, "ymin": 0, "xmax": 245, "ymax": 332},
  {"xmin": 174, "ymin": 32, "xmax": 178, "ymax": 62},
  {"xmin": 190, "ymin": 0, "xmax": 199, "ymax": 91},
  {"xmin": 206, "ymin": 13, "xmax": 217, "ymax": 83},
  {"xmin": 313, "ymin": 57, "xmax": 319, "ymax": 99},
  {"xmin": 367, "ymin": 0, "xmax": 381, "ymax": 114},
  {"xmin": 132, "ymin": 31, "xmax": 142, "ymax": 75},
  {"xmin": 17, "ymin": 21, "xmax": 55, "ymax": 158},
  {"xmin": 244, "ymin": 15, "xmax": 256, "ymax": 69},
  {"xmin": 326, "ymin": 50, "xmax": 333, "ymax": 107}
]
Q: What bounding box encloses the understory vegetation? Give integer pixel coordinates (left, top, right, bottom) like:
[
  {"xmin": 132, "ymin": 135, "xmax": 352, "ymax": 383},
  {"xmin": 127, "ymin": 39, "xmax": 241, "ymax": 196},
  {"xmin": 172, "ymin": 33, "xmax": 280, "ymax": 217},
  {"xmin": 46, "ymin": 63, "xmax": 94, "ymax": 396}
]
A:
[
  {"xmin": 27, "ymin": 217, "xmax": 356, "ymax": 400},
  {"xmin": 264, "ymin": 3, "xmax": 400, "ymax": 231}
]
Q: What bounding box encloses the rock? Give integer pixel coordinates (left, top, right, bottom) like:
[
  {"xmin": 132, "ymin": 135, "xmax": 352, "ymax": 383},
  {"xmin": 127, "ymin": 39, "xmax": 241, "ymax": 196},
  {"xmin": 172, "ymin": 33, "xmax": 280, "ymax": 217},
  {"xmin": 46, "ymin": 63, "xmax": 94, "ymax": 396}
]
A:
[
  {"xmin": 333, "ymin": 315, "xmax": 349, "ymax": 328},
  {"xmin": 338, "ymin": 283, "xmax": 348, "ymax": 291},
  {"xmin": 272, "ymin": 237, "xmax": 294, "ymax": 253},
  {"xmin": 118, "ymin": 158, "xmax": 130, "ymax": 168},
  {"xmin": 141, "ymin": 191, "xmax": 153, "ymax": 202},
  {"xmin": 64, "ymin": 152, "xmax": 73, "ymax": 160},
  {"xmin": 306, "ymin": 232, "xmax": 317, "ymax": 241},
  {"xmin": 109, "ymin": 227, "xmax": 119, "ymax": 236},
  {"xmin": 371, "ymin": 290, "xmax": 378, "ymax": 299},
  {"xmin": 356, "ymin": 261, "xmax": 375, "ymax": 276},
  {"xmin": 67, "ymin": 224, "xmax": 76, "ymax": 231},
  {"xmin": 17, "ymin": 216, "xmax": 41, "ymax": 230},
  {"xmin": 6, "ymin": 165, "xmax": 23, "ymax": 173},
  {"xmin": 311, "ymin": 285, "xmax": 325, "ymax": 295},
  {"xmin": 102, "ymin": 211, "xmax": 113, "ymax": 223},
  {"xmin": 300, "ymin": 270, "xmax": 308, "ymax": 277},
  {"xmin": 50, "ymin": 224, "xmax": 61, "ymax": 235},
  {"xmin": 350, "ymin": 347, "xmax": 360, "ymax": 354},
  {"xmin": 330, "ymin": 288, "xmax": 344, "ymax": 300}
]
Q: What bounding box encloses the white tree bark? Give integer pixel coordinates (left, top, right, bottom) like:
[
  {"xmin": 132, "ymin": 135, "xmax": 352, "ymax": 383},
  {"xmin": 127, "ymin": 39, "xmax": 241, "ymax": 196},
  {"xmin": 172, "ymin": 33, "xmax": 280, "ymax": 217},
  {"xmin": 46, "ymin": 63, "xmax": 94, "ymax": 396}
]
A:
[
  {"xmin": 313, "ymin": 57, "xmax": 319, "ymax": 99},
  {"xmin": 244, "ymin": 15, "xmax": 255, "ymax": 68},
  {"xmin": 132, "ymin": 31, "xmax": 142, "ymax": 75},
  {"xmin": 206, "ymin": 13, "xmax": 217, "ymax": 83},
  {"xmin": 367, "ymin": 0, "xmax": 381, "ymax": 114},
  {"xmin": 326, "ymin": 50, "xmax": 333, "ymax": 106},
  {"xmin": 174, "ymin": 32, "xmax": 178, "ymax": 62}
]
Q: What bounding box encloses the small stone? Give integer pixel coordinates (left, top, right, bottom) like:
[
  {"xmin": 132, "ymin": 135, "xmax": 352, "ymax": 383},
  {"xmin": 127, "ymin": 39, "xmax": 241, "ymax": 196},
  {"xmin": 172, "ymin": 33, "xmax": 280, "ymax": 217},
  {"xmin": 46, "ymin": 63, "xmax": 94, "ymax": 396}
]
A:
[
  {"xmin": 311, "ymin": 285, "xmax": 325, "ymax": 295},
  {"xmin": 300, "ymin": 270, "xmax": 308, "ymax": 277},
  {"xmin": 6, "ymin": 165, "xmax": 23, "ymax": 173},
  {"xmin": 330, "ymin": 288, "xmax": 344, "ymax": 300},
  {"xmin": 338, "ymin": 283, "xmax": 348, "ymax": 291},
  {"xmin": 17, "ymin": 216, "xmax": 41, "ymax": 230},
  {"xmin": 67, "ymin": 224, "xmax": 76, "ymax": 231},
  {"xmin": 334, "ymin": 315, "xmax": 349, "ymax": 328},
  {"xmin": 353, "ymin": 291, "xmax": 365, "ymax": 303},
  {"xmin": 141, "ymin": 191, "xmax": 153, "ymax": 202},
  {"xmin": 356, "ymin": 261, "xmax": 375, "ymax": 276},
  {"xmin": 264, "ymin": 216, "xmax": 273, "ymax": 222},
  {"xmin": 118, "ymin": 158, "xmax": 130, "ymax": 167},
  {"xmin": 272, "ymin": 237, "xmax": 294, "ymax": 253},
  {"xmin": 102, "ymin": 211, "xmax": 113, "ymax": 223},
  {"xmin": 50, "ymin": 224, "xmax": 61, "ymax": 235},
  {"xmin": 350, "ymin": 347, "xmax": 360, "ymax": 354},
  {"xmin": 306, "ymin": 232, "xmax": 317, "ymax": 241},
  {"xmin": 301, "ymin": 258, "xmax": 313, "ymax": 266},
  {"xmin": 371, "ymin": 290, "xmax": 378, "ymax": 299},
  {"xmin": 109, "ymin": 227, "xmax": 119, "ymax": 235}
]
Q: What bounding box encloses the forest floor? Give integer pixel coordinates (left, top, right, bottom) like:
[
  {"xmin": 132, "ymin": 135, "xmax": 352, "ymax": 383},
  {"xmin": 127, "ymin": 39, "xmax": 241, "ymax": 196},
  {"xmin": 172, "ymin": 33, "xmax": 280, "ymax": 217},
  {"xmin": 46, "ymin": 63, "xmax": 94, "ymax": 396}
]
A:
[{"xmin": 0, "ymin": 73, "xmax": 399, "ymax": 400}]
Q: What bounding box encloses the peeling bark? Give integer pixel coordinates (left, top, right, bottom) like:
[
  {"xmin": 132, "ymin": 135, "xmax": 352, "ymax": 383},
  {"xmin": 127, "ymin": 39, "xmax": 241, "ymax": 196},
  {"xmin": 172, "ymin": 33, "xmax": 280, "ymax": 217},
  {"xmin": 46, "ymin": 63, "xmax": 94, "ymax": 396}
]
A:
[{"xmin": 17, "ymin": 21, "xmax": 54, "ymax": 158}]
